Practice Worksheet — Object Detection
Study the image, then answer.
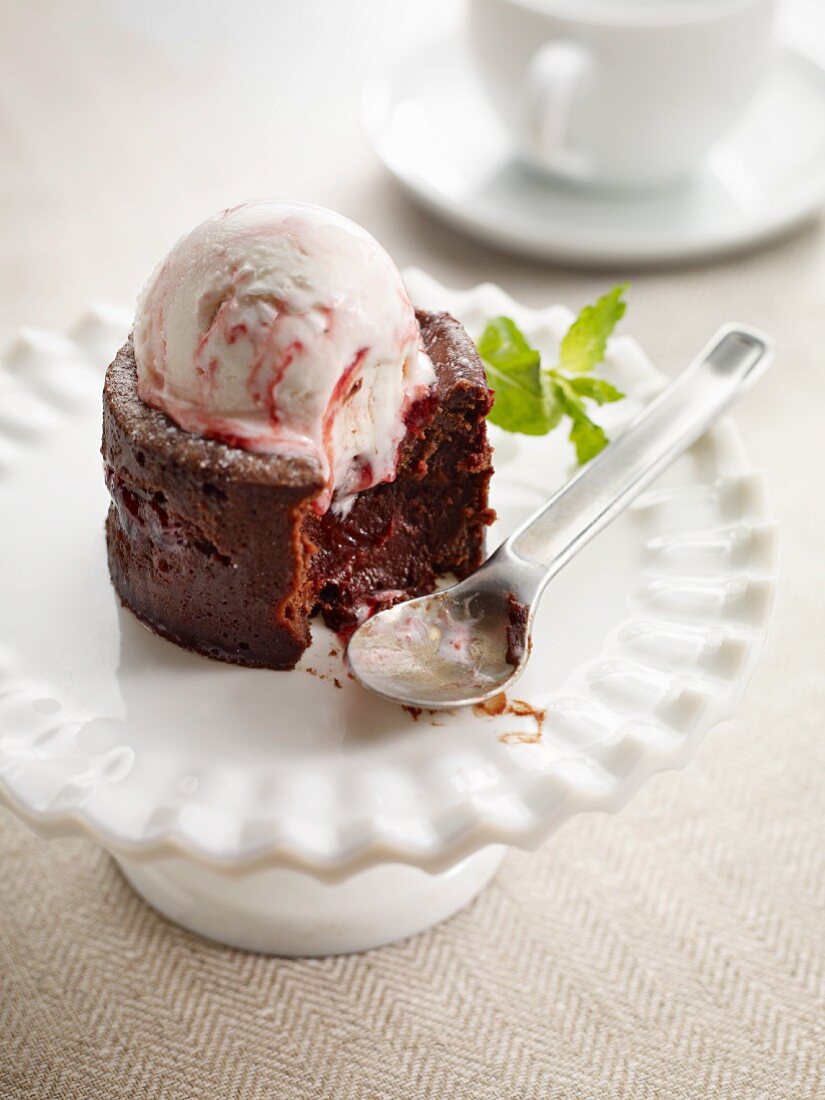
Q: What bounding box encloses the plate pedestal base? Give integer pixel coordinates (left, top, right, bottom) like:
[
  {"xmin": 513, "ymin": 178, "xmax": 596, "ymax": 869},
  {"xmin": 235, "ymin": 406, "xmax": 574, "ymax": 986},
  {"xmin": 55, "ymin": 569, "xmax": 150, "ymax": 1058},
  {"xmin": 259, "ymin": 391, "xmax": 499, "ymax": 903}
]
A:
[{"xmin": 117, "ymin": 846, "xmax": 505, "ymax": 956}]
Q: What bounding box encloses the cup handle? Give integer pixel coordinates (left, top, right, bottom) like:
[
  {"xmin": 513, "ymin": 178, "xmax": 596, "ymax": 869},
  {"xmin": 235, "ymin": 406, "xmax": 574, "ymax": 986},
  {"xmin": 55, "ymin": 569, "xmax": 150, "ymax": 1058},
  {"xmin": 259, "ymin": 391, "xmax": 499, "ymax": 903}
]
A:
[{"xmin": 523, "ymin": 41, "xmax": 593, "ymax": 176}]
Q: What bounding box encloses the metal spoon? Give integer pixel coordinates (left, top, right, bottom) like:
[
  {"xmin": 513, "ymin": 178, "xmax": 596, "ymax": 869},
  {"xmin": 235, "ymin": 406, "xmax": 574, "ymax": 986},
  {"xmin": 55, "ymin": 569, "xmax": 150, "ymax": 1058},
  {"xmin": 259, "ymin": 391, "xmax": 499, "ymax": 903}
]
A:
[{"xmin": 347, "ymin": 325, "xmax": 772, "ymax": 709}]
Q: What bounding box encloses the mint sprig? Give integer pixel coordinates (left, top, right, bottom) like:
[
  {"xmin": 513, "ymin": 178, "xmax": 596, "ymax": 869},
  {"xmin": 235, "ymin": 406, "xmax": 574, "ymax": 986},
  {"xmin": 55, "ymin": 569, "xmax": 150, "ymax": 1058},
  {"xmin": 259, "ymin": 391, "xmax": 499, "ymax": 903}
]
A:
[{"xmin": 477, "ymin": 284, "xmax": 628, "ymax": 464}]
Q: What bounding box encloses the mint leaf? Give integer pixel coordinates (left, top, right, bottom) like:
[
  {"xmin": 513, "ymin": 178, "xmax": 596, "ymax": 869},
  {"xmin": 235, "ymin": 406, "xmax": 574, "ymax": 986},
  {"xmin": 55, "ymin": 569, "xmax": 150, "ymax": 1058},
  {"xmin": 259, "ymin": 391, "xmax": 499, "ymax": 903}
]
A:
[
  {"xmin": 568, "ymin": 415, "xmax": 609, "ymax": 463},
  {"xmin": 566, "ymin": 376, "xmax": 625, "ymax": 405},
  {"xmin": 558, "ymin": 284, "xmax": 627, "ymax": 374},
  {"xmin": 477, "ymin": 315, "xmax": 538, "ymax": 368},
  {"xmin": 549, "ymin": 376, "xmax": 609, "ymax": 464},
  {"xmin": 477, "ymin": 316, "xmax": 556, "ymax": 435}
]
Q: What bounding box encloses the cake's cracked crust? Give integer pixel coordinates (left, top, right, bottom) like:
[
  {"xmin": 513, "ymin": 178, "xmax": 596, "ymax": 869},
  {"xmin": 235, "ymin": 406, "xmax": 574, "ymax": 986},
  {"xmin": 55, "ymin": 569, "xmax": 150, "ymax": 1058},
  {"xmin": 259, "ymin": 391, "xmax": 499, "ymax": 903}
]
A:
[{"xmin": 102, "ymin": 310, "xmax": 495, "ymax": 670}]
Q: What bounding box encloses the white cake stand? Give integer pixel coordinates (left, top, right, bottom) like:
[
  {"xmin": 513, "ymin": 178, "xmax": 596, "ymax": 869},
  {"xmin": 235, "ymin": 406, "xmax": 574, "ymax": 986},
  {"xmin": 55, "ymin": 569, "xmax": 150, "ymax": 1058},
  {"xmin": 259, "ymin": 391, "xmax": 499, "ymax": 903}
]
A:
[{"xmin": 0, "ymin": 274, "xmax": 777, "ymax": 955}]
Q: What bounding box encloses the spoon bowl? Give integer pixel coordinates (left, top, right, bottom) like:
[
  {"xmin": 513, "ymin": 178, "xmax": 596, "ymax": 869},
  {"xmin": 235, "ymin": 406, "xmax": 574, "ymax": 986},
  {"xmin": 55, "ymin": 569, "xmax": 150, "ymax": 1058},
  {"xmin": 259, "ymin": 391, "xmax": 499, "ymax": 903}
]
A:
[{"xmin": 347, "ymin": 545, "xmax": 540, "ymax": 708}]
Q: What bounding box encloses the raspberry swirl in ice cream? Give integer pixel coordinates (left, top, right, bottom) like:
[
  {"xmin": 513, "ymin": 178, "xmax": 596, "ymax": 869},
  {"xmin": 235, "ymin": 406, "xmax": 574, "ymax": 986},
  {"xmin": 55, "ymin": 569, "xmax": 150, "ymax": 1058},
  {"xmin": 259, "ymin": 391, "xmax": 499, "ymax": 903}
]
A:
[{"xmin": 133, "ymin": 200, "xmax": 435, "ymax": 511}]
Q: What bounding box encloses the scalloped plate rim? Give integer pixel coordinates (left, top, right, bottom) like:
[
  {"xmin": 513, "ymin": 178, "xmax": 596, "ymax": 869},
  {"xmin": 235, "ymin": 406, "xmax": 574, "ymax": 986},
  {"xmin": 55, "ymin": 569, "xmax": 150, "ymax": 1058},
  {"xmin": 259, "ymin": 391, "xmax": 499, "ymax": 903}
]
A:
[{"xmin": 0, "ymin": 290, "xmax": 778, "ymax": 879}]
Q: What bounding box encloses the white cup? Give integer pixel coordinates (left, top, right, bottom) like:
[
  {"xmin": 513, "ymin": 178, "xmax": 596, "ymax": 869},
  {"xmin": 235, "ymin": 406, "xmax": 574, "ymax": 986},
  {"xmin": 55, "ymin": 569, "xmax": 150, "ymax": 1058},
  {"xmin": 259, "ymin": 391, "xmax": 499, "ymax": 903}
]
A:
[{"xmin": 467, "ymin": 0, "xmax": 779, "ymax": 189}]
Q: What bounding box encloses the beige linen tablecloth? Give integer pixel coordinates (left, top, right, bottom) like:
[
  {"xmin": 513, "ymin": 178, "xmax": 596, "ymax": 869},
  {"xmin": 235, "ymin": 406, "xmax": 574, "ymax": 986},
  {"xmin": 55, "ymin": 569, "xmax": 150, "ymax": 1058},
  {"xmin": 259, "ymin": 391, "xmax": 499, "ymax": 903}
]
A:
[{"xmin": 1, "ymin": 3, "xmax": 823, "ymax": 1097}]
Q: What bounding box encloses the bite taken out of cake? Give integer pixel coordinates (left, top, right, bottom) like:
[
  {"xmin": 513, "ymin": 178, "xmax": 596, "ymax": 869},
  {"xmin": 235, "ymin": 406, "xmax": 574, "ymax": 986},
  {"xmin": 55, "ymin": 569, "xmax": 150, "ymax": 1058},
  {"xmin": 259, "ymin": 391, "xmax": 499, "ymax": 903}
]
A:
[{"xmin": 102, "ymin": 200, "xmax": 495, "ymax": 670}]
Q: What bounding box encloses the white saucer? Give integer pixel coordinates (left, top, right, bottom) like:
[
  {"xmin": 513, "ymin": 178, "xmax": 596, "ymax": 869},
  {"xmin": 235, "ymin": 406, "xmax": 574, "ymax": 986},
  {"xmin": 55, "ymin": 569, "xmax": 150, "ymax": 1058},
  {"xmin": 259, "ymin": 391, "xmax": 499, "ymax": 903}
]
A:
[
  {"xmin": 0, "ymin": 287, "xmax": 776, "ymax": 953},
  {"xmin": 363, "ymin": 37, "xmax": 825, "ymax": 266}
]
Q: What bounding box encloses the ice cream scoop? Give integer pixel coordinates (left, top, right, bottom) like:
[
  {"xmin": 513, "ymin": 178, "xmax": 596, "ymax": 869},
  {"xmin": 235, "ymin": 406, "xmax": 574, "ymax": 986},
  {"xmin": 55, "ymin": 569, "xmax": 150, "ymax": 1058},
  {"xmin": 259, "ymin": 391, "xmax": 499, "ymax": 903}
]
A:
[{"xmin": 134, "ymin": 200, "xmax": 434, "ymax": 510}]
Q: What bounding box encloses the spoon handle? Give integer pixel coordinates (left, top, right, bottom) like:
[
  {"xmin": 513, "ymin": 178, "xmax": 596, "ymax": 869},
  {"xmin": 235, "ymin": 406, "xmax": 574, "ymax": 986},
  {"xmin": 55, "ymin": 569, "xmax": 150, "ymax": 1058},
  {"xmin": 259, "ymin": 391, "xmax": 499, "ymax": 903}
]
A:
[{"xmin": 506, "ymin": 325, "xmax": 773, "ymax": 582}]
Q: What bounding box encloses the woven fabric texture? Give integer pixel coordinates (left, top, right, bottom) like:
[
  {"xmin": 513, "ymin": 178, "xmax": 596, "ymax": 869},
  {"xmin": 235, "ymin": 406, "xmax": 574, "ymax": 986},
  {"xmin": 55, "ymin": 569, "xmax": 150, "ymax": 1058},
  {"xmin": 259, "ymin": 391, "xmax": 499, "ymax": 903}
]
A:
[{"xmin": 2, "ymin": 681, "xmax": 823, "ymax": 1100}]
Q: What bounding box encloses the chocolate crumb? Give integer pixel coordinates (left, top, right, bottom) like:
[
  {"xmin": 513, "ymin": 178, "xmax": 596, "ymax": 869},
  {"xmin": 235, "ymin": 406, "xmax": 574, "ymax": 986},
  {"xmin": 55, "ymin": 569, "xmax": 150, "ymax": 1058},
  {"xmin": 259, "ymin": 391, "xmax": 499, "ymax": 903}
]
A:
[
  {"xmin": 500, "ymin": 728, "xmax": 542, "ymax": 746},
  {"xmin": 505, "ymin": 593, "xmax": 530, "ymax": 668},
  {"xmin": 508, "ymin": 699, "xmax": 546, "ymax": 722},
  {"xmin": 473, "ymin": 692, "xmax": 508, "ymax": 718},
  {"xmin": 472, "ymin": 690, "xmax": 545, "ymax": 744}
]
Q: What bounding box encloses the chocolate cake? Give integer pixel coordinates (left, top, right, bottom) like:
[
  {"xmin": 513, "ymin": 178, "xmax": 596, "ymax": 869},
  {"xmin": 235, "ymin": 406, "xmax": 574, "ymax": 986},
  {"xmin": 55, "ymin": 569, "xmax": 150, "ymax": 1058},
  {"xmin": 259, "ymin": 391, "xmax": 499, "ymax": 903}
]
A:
[{"xmin": 103, "ymin": 310, "xmax": 494, "ymax": 670}]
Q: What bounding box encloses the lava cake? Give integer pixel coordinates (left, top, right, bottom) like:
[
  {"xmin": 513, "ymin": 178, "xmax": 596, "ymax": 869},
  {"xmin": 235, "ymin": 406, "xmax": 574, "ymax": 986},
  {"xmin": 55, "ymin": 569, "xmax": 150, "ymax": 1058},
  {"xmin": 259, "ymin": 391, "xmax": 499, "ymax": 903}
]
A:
[{"xmin": 102, "ymin": 201, "xmax": 494, "ymax": 670}]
